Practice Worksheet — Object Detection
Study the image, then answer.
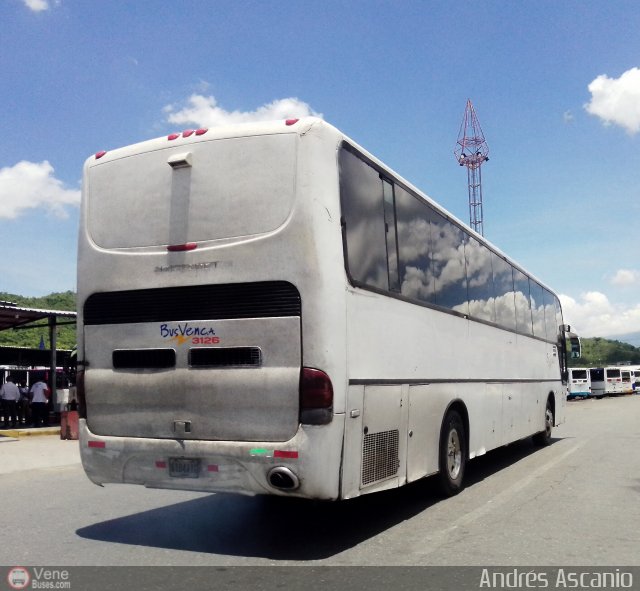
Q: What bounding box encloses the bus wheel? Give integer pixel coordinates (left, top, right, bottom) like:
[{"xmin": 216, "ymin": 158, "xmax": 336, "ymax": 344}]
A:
[
  {"xmin": 438, "ymin": 409, "xmax": 466, "ymax": 497},
  {"xmin": 532, "ymin": 400, "xmax": 553, "ymax": 446}
]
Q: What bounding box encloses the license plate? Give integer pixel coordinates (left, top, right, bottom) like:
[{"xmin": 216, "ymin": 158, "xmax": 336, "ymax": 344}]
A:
[{"xmin": 168, "ymin": 457, "xmax": 201, "ymax": 478}]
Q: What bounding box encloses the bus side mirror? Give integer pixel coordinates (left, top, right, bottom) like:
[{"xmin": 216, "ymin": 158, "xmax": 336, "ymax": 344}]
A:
[{"xmin": 569, "ymin": 336, "xmax": 581, "ymax": 358}]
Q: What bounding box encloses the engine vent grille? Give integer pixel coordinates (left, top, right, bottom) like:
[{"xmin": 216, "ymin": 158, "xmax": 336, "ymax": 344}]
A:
[
  {"xmin": 113, "ymin": 348, "xmax": 176, "ymax": 369},
  {"xmin": 189, "ymin": 347, "xmax": 262, "ymax": 368},
  {"xmin": 361, "ymin": 429, "xmax": 400, "ymax": 486},
  {"xmin": 84, "ymin": 281, "xmax": 301, "ymax": 325}
]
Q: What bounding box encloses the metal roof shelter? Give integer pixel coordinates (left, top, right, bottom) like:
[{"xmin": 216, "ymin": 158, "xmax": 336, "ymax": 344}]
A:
[
  {"xmin": 0, "ymin": 301, "xmax": 76, "ymax": 399},
  {"xmin": 0, "ymin": 301, "xmax": 76, "ymax": 332}
]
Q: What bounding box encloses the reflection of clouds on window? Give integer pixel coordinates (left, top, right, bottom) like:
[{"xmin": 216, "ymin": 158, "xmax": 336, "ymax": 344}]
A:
[
  {"xmin": 430, "ymin": 216, "xmax": 468, "ymax": 311},
  {"xmin": 339, "ymin": 143, "xmax": 562, "ymax": 343},
  {"xmin": 456, "ymin": 297, "xmax": 493, "ymax": 319},
  {"xmin": 514, "ymin": 291, "xmax": 533, "ymax": 336},
  {"xmin": 465, "ymin": 238, "xmax": 493, "ymax": 288},
  {"xmin": 339, "ymin": 148, "xmax": 388, "ymax": 290},
  {"xmin": 397, "ymin": 217, "xmax": 430, "ymax": 263},
  {"xmin": 492, "ymin": 253, "xmax": 516, "ymax": 331},
  {"xmin": 401, "ymin": 265, "xmax": 433, "ymax": 301},
  {"xmin": 493, "ymin": 292, "xmax": 515, "ymax": 331},
  {"xmin": 396, "ymin": 185, "xmax": 433, "ymax": 304},
  {"xmin": 465, "ymin": 237, "xmax": 495, "ymax": 322},
  {"xmin": 543, "ymin": 301, "xmax": 557, "ymax": 340},
  {"xmin": 513, "ymin": 269, "xmax": 532, "ymax": 336},
  {"xmin": 530, "ymin": 282, "xmax": 546, "ymax": 338}
]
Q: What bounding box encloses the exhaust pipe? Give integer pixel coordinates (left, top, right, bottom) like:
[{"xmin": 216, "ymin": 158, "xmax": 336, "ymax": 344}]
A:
[{"xmin": 268, "ymin": 466, "xmax": 300, "ymax": 491}]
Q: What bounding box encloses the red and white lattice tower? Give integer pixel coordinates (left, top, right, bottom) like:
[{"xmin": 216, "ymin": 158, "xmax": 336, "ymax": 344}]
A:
[{"xmin": 454, "ymin": 99, "xmax": 489, "ymax": 236}]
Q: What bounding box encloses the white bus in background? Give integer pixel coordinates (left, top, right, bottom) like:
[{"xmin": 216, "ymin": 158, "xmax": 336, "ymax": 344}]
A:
[
  {"xmin": 604, "ymin": 367, "xmax": 634, "ymax": 395},
  {"xmin": 76, "ymin": 118, "xmax": 579, "ymax": 500},
  {"xmin": 567, "ymin": 368, "xmax": 591, "ymax": 399},
  {"xmin": 620, "ymin": 369, "xmax": 634, "ymax": 395},
  {"xmin": 589, "ymin": 368, "xmax": 605, "ymax": 398},
  {"xmin": 632, "ymin": 367, "xmax": 640, "ymax": 393}
]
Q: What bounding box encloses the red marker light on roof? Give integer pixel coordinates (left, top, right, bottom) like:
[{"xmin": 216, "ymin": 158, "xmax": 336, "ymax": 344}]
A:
[
  {"xmin": 182, "ymin": 129, "xmax": 195, "ymax": 138},
  {"xmin": 168, "ymin": 133, "xmax": 180, "ymax": 141},
  {"xmin": 95, "ymin": 151, "xmax": 107, "ymax": 159},
  {"xmin": 195, "ymin": 128, "xmax": 208, "ymax": 136},
  {"xmin": 285, "ymin": 119, "xmax": 299, "ymax": 126},
  {"xmin": 88, "ymin": 441, "xmax": 106, "ymax": 449},
  {"xmin": 167, "ymin": 243, "xmax": 198, "ymax": 252}
]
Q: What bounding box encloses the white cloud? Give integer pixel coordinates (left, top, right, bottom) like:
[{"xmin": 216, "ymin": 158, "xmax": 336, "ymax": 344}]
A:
[
  {"xmin": 164, "ymin": 94, "xmax": 322, "ymax": 128},
  {"xmin": 0, "ymin": 161, "xmax": 80, "ymax": 219},
  {"xmin": 23, "ymin": 0, "xmax": 49, "ymax": 12},
  {"xmin": 584, "ymin": 67, "xmax": 640, "ymax": 134},
  {"xmin": 560, "ymin": 291, "xmax": 640, "ymax": 338},
  {"xmin": 610, "ymin": 269, "xmax": 640, "ymax": 287}
]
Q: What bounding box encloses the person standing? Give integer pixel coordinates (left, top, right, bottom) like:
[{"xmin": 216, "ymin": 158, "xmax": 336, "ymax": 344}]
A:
[
  {"xmin": 30, "ymin": 378, "xmax": 50, "ymax": 428},
  {"xmin": 1, "ymin": 376, "xmax": 21, "ymax": 428},
  {"xmin": 18, "ymin": 381, "xmax": 31, "ymax": 426}
]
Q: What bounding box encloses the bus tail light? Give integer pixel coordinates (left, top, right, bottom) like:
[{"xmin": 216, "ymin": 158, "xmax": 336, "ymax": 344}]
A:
[
  {"xmin": 300, "ymin": 367, "xmax": 333, "ymax": 425},
  {"xmin": 76, "ymin": 369, "xmax": 87, "ymax": 419}
]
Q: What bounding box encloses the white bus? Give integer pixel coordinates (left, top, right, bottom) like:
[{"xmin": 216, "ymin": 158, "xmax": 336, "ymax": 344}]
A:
[
  {"xmin": 567, "ymin": 368, "xmax": 591, "ymax": 399},
  {"xmin": 620, "ymin": 369, "xmax": 634, "ymax": 395},
  {"xmin": 76, "ymin": 118, "xmax": 578, "ymax": 500},
  {"xmin": 589, "ymin": 367, "xmax": 605, "ymax": 398},
  {"xmin": 604, "ymin": 367, "xmax": 629, "ymax": 396},
  {"xmin": 632, "ymin": 367, "xmax": 640, "ymax": 393}
]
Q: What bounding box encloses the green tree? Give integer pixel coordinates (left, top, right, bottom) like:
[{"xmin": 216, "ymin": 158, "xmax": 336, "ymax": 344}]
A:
[{"xmin": 0, "ymin": 291, "xmax": 76, "ymax": 350}]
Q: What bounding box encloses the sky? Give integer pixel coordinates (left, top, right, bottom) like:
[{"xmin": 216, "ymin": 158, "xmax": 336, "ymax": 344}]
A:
[{"xmin": 1, "ymin": 0, "xmax": 639, "ymax": 344}]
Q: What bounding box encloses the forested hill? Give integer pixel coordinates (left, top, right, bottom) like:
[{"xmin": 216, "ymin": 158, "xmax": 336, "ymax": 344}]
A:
[
  {"xmin": 571, "ymin": 337, "xmax": 640, "ymax": 367},
  {"xmin": 0, "ymin": 291, "xmax": 76, "ymax": 350}
]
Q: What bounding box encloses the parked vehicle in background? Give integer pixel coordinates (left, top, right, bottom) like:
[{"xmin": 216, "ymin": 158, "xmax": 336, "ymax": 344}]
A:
[
  {"xmin": 633, "ymin": 367, "xmax": 640, "ymax": 393},
  {"xmin": 567, "ymin": 368, "xmax": 591, "ymax": 399},
  {"xmin": 589, "ymin": 368, "xmax": 605, "ymax": 398},
  {"xmin": 620, "ymin": 369, "xmax": 634, "ymax": 395},
  {"xmin": 605, "ymin": 367, "xmax": 627, "ymax": 396}
]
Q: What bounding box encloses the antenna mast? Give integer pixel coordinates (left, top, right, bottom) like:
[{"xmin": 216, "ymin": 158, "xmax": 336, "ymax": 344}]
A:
[{"xmin": 454, "ymin": 99, "xmax": 489, "ymax": 236}]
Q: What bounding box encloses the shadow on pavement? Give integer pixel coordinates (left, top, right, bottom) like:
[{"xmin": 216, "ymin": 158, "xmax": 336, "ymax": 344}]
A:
[{"xmin": 76, "ymin": 436, "xmax": 558, "ymax": 560}]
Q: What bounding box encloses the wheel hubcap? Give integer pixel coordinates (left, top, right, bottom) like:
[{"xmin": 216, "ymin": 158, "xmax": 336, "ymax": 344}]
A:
[
  {"xmin": 545, "ymin": 409, "xmax": 553, "ymax": 436},
  {"xmin": 447, "ymin": 429, "xmax": 462, "ymax": 479}
]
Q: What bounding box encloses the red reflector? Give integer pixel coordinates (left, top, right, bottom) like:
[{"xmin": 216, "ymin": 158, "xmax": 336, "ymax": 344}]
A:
[
  {"xmin": 95, "ymin": 151, "xmax": 107, "ymax": 159},
  {"xmin": 195, "ymin": 128, "xmax": 208, "ymax": 136},
  {"xmin": 168, "ymin": 133, "xmax": 180, "ymax": 141},
  {"xmin": 285, "ymin": 119, "xmax": 299, "ymax": 126},
  {"xmin": 182, "ymin": 129, "xmax": 195, "ymax": 138},
  {"xmin": 274, "ymin": 450, "xmax": 299, "ymax": 459},
  {"xmin": 167, "ymin": 243, "xmax": 198, "ymax": 252},
  {"xmin": 155, "ymin": 461, "xmax": 167, "ymax": 469},
  {"xmin": 207, "ymin": 465, "xmax": 219, "ymax": 472},
  {"xmin": 88, "ymin": 441, "xmax": 105, "ymax": 449}
]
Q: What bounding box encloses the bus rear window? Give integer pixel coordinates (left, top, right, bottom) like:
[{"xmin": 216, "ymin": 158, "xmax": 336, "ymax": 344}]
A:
[{"xmin": 87, "ymin": 134, "xmax": 296, "ymax": 249}]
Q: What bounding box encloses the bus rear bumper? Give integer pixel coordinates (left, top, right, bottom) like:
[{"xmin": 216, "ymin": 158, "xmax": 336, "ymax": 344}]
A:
[{"xmin": 78, "ymin": 419, "xmax": 343, "ymax": 500}]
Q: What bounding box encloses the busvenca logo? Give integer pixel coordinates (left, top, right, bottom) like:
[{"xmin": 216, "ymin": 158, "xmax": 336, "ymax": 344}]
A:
[{"xmin": 160, "ymin": 323, "xmax": 220, "ymax": 346}]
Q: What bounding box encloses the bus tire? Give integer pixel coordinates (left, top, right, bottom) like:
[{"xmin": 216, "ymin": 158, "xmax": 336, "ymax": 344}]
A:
[
  {"xmin": 532, "ymin": 399, "xmax": 554, "ymax": 446},
  {"xmin": 438, "ymin": 409, "xmax": 466, "ymax": 497}
]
